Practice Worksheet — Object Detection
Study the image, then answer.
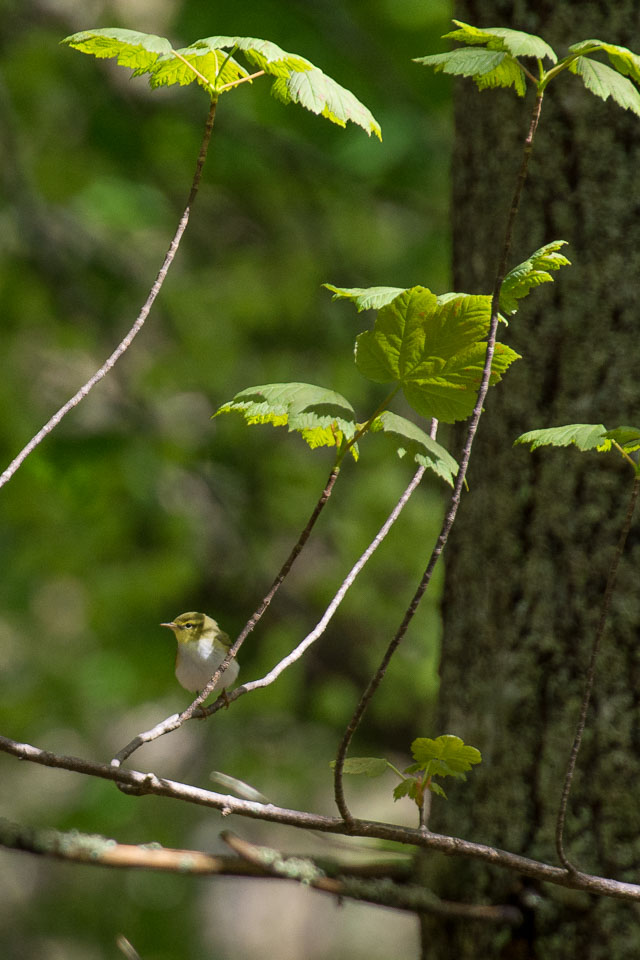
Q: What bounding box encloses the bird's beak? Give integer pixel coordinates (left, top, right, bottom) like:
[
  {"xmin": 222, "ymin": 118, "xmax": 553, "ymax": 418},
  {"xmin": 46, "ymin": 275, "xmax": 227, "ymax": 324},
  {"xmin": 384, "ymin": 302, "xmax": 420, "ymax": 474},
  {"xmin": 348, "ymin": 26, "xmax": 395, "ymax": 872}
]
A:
[{"xmin": 160, "ymin": 622, "xmax": 176, "ymax": 630}]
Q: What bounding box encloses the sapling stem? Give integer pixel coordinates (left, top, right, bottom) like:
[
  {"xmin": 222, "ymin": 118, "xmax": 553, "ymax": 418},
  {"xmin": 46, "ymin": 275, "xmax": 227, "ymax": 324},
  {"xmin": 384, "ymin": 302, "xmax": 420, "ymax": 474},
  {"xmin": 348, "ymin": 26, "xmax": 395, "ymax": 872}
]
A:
[
  {"xmin": 337, "ymin": 386, "xmax": 400, "ymax": 465},
  {"xmin": 333, "ymin": 92, "xmax": 545, "ymax": 822}
]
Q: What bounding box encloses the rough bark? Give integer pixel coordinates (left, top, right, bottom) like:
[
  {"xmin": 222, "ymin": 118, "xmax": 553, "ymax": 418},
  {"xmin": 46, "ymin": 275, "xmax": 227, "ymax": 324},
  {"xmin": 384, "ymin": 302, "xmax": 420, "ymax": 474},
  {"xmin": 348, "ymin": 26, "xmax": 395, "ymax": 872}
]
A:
[{"xmin": 422, "ymin": 3, "xmax": 640, "ymax": 957}]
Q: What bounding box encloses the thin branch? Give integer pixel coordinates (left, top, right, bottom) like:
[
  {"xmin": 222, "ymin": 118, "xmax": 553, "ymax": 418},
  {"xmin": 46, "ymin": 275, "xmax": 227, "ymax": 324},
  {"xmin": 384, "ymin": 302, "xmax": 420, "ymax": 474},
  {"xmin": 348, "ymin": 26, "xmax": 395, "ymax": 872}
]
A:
[
  {"xmin": 222, "ymin": 831, "xmax": 522, "ymax": 922},
  {"xmin": 4, "ymin": 734, "xmax": 640, "ymax": 904},
  {"xmin": 0, "ymin": 99, "xmax": 218, "ymax": 492},
  {"xmin": 0, "ymin": 816, "xmax": 246, "ymax": 874},
  {"xmin": 515, "ymin": 58, "xmax": 539, "ymax": 86},
  {"xmin": 556, "ymin": 475, "xmax": 640, "ymax": 869},
  {"xmin": 333, "ymin": 92, "xmax": 545, "ymax": 821},
  {"xmin": 183, "ymin": 466, "xmax": 341, "ymax": 719},
  {"xmin": 0, "ymin": 815, "xmax": 518, "ymax": 920},
  {"xmin": 338, "ymin": 386, "xmax": 400, "ymax": 463},
  {"xmin": 111, "ymin": 464, "xmax": 425, "ymax": 767},
  {"xmin": 216, "ymin": 466, "xmax": 425, "ymax": 703},
  {"xmin": 111, "ymin": 465, "xmax": 340, "ymax": 767}
]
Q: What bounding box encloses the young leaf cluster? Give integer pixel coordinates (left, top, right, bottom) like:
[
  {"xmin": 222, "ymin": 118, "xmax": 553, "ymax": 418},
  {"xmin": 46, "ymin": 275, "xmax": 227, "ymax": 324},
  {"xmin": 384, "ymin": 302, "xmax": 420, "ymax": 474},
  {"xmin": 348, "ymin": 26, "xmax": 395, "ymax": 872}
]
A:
[
  {"xmin": 216, "ymin": 239, "xmax": 573, "ymax": 482},
  {"xmin": 414, "ymin": 20, "xmax": 557, "ymax": 97},
  {"xmin": 61, "ymin": 28, "xmax": 382, "ymax": 136},
  {"xmin": 415, "ymin": 20, "xmax": 640, "ymax": 117},
  {"xmin": 334, "ymin": 735, "xmax": 482, "ymax": 812},
  {"xmin": 499, "ymin": 241, "xmax": 570, "ymax": 315}
]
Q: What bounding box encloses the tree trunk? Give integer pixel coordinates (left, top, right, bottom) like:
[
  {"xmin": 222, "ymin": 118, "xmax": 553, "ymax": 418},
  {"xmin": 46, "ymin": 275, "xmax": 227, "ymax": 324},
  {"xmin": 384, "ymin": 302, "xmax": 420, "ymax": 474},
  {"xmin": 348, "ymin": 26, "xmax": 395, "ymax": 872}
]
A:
[{"xmin": 423, "ymin": 3, "xmax": 640, "ymax": 956}]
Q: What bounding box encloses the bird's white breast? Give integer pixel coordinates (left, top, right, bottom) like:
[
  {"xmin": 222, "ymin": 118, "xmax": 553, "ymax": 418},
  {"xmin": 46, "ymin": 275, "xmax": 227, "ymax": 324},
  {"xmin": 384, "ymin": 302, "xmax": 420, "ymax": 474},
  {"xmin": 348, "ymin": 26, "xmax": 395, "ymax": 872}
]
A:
[{"xmin": 175, "ymin": 636, "xmax": 239, "ymax": 693}]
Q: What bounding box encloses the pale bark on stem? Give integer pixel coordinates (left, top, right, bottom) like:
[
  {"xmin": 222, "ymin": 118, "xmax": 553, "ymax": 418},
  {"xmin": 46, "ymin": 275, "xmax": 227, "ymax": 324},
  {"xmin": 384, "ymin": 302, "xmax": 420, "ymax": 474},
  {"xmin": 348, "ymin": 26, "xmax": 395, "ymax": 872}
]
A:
[{"xmin": 0, "ymin": 98, "xmax": 218, "ymax": 491}]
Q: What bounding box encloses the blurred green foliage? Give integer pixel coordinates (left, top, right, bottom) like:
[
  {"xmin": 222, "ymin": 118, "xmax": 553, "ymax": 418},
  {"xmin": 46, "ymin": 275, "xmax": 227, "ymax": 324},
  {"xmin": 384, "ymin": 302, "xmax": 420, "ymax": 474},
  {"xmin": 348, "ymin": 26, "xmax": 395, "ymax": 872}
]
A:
[{"xmin": 0, "ymin": 0, "xmax": 452, "ymax": 956}]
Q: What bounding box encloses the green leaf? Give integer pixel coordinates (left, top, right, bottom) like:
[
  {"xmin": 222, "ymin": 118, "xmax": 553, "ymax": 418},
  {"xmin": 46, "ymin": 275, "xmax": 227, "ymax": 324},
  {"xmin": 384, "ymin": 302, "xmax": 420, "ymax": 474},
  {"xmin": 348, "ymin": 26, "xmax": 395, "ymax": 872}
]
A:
[
  {"xmin": 516, "ymin": 424, "xmax": 640, "ymax": 472},
  {"xmin": 61, "ymin": 28, "xmax": 247, "ymax": 93},
  {"xmin": 191, "ymin": 36, "xmax": 313, "ymax": 78},
  {"xmin": 62, "ymin": 29, "xmax": 382, "ymax": 136},
  {"xmin": 472, "ymin": 55, "xmax": 527, "ymax": 97},
  {"xmin": 330, "ymin": 757, "xmax": 390, "ymax": 778},
  {"xmin": 415, "ymin": 47, "xmax": 507, "ymax": 79},
  {"xmin": 428, "ymin": 780, "xmax": 448, "ymax": 799},
  {"xmin": 569, "ymin": 39, "xmax": 640, "ymax": 87},
  {"xmin": 61, "ymin": 27, "xmax": 173, "ymax": 72},
  {"xmin": 514, "ymin": 423, "xmax": 609, "ymax": 452},
  {"xmin": 354, "ymin": 287, "xmax": 520, "ymax": 423},
  {"xmin": 443, "ymin": 21, "xmax": 557, "ymax": 63},
  {"xmin": 603, "ymin": 426, "xmax": 640, "ymax": 453},
  {"xmin": 415, "ymin": 48, "xmax": 526, "ymax": 97},
  {"xmin": 416, "ymin": 20, "xmax": 556, "ymax": 96},
  {"xmin": 393, "ymin": 779, "xmax": 417, "ymax": 802},
  {"xmin": 369, "ymin": 411, "xmax": 459, "ymax": 486},
  {"xmin": 214, "ymin": 383, "xmax": 359, "ymax": 459},
  {"xmin": 149, "ymin": 47, "xmax": 248, "ymax": 92},
  {"xmin": 324, "ymin": 284, "xmax": 407, "ymax": 312},
  {"xmin": 411, "ymin": 735, "xmax": 482, "ymax": 777},
  {"xmin": 271, "ymin": 67, "xmax": 382, "ymax": 139},
  {"xmin": 568, "ymin": 57, "xmax": 640, "ymax": 116},
  {"xmin": 500, "ymin": 241, "xmax": 571, "ymax": 315}
]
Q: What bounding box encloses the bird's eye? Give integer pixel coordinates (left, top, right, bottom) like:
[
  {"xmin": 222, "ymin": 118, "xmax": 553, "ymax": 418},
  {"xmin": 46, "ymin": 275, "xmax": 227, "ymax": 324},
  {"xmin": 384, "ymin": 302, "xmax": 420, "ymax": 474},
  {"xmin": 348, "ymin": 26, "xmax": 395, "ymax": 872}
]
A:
[{"xmin": 184, "ymin": 622, "xmax": 194, "ymax": 629}]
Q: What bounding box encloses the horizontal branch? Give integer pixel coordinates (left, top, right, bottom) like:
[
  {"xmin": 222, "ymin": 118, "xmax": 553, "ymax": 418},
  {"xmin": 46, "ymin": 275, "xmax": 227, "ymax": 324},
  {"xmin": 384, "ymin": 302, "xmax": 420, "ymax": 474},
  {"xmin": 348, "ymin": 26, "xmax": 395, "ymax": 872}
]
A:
[
  {"xmin": 0, "ymin": 816, "xmax": 518, "ymax": 922},
  {"xmin": 2, "ymin": 733, "xmax": 640, "ymax": 904},
  {"xmin": 222, "ymin": 832, "xmax": 521, "ymax": 922}
]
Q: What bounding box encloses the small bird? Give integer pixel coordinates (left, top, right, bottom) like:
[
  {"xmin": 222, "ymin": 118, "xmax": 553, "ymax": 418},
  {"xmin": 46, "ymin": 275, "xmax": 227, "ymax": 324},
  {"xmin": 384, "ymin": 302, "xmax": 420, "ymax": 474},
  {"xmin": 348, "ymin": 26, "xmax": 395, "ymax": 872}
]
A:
[{"xmin": 160, "ymin": 611, "xmax": 239, "ymax": 695}]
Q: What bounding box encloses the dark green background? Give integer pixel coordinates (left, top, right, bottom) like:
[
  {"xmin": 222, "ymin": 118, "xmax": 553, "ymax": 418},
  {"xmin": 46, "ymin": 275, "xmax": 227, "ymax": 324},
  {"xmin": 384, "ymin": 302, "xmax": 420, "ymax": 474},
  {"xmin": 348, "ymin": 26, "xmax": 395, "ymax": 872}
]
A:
[{"xmin": 0, "ymin": 1, "xmax": 452, "ymax": 957}]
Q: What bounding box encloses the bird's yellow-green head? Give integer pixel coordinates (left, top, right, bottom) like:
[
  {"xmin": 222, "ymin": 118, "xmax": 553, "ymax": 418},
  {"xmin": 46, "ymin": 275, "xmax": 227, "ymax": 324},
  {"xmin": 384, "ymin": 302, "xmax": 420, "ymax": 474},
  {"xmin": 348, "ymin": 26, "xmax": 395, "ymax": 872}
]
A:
[{"xmin": 160, "ymin": 611, "xmax": 238, "ymax": 694}]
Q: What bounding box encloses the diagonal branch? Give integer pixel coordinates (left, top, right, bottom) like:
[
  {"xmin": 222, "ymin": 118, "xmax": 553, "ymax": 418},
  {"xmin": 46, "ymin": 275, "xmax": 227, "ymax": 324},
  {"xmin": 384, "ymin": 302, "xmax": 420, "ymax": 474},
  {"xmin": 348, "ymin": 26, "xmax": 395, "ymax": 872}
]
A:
[
  {"xmin": 556, "ymin": 474, "xmax": 640, "ymax": 869},
  {"xmin": 0, "ymin": 99, "xmax": 218, "ymax": 492},
  {"xmin": 181, "ymin": 465, "xmax": 341, "ymax": 721},
  {"xmin": 111, "ymin": 464, "xmax": 425, "ymax": 766},
  {"xmin": 333, "ymin": 92, "xmax": 546, "ymax": 821}
]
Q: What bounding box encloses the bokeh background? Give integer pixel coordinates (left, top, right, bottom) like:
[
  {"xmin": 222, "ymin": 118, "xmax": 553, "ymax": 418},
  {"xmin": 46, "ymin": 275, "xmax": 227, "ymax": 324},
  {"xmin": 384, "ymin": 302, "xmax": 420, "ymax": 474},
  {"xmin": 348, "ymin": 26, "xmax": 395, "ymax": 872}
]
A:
[{"xmin": 0, "ymin": 0, "xmax": 452, "ymax": 956}]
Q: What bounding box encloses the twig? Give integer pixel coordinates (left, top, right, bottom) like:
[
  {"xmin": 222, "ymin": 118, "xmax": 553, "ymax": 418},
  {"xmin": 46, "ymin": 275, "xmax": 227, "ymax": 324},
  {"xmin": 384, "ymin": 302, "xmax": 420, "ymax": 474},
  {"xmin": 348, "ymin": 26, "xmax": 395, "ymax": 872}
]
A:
[
  {"xmin": 556, "ymin": 475, "xmax": 640, "ymax": 869},
  {"xmin": 111, "ymin": 464, "xmax": 425, "ymax": 767},
  {"xmin": 333, "ymin": 92, "xmax": 545, "ymax": 821},
  {"xmin": 212, "ymin": 466, "xmax": 425, "ymax": 705},
  {"xmin": 183, "ymin": 466, "xmax": 341, "ymax": 719},
  {"xmin": 0, "ymin": 99, "xmax": 218, "ymax": 492},
  {"xmin": 0, "ymin": 814, "xmax": 518, "ymax": 920},
  {"xmin": 221, "ymin": 831, "xmax": 522, "ymax": 922},
  {"xmin": 4, "ymin": 733, "xmax": 640, "ymax": 903},
  {"xmin": 111, "ymin": 465, "xmax": 340, "ymax": 766}
]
